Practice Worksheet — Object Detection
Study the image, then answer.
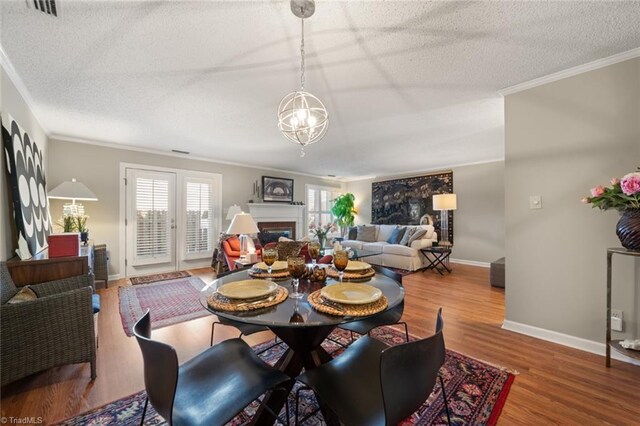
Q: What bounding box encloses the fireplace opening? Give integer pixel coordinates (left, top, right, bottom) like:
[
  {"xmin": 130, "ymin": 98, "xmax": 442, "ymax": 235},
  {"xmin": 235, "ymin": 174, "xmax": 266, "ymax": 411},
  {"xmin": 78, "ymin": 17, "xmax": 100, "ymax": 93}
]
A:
[{"xmin": 257, "ymin": 221, "xmax": 296, "ymax": 245}]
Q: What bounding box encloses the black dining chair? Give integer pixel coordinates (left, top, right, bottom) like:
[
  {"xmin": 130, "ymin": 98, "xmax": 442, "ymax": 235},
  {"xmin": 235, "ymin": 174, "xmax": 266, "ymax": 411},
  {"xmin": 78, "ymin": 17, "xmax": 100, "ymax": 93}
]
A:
[
  {"xmin": 133, "ymin": 310, "xmax": 291, "ymax": 426},
  {"xmin": 335, "ymin": 265, "xmax": 409, "ymax": 344},
  {"xmin": 296, "ymin": 308, "xmax": 451, "ymax": 426},
  {"xmin": 210, "ymin": 269, "xmax": 283, "ymax": 354}
]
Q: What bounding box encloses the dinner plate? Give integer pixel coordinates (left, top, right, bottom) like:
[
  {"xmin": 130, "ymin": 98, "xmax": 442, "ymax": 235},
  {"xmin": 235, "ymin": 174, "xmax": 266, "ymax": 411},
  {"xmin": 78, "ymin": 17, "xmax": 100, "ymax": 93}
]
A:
[
  {"xmin": 254, "ymin": 260, "xmax": 288, "ymax": 271},
  {"xmin": 345, "ymin": 260, "xmax": 371, "ymax": 272},
  {"xmin": 217, "ymin": 280, "xmax": 278, "ymax": 299},
  {"xmin": 321, "ymin": 283, "xmax": 382, "ymax": 305}
]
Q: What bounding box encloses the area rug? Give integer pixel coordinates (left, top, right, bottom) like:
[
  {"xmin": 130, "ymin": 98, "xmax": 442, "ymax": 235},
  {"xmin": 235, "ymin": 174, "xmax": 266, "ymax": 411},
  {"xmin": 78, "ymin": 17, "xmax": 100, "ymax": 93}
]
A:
[
  {"xmin": 56, "ymin": 327, "xmax": 515, "ymax": 425},
  {"xmin": 129, "ymin": 271, "xmax": 191, "ymax": 285},
  {"xmin": 387, "ymin": 266, "xmax": 416, "ymax": 277},
  {"xmin": 119, "ymin": 277, "xmax": 209, "ymax": 337}
]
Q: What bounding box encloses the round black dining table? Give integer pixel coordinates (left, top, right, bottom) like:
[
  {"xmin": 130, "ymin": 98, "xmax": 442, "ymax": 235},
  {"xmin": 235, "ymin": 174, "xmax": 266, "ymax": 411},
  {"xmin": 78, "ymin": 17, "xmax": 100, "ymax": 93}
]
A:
[{"xmin": 199, "ymin": 267, "xmax": 405, "ymax": 426}]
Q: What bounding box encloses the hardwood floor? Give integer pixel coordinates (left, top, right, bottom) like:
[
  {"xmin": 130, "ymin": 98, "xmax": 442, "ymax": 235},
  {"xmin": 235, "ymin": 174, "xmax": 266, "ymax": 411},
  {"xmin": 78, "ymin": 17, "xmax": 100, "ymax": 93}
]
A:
[{"xmin": 2, "ymin": 264, "xmax": 639, "ymax": 425}]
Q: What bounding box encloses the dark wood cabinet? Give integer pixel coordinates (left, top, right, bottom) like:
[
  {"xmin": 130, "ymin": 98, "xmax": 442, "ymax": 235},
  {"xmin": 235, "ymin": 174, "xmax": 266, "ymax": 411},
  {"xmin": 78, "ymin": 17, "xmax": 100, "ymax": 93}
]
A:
[{"xmin": 6, "ymin": 243, "xmax": 94, "ymax": 287}]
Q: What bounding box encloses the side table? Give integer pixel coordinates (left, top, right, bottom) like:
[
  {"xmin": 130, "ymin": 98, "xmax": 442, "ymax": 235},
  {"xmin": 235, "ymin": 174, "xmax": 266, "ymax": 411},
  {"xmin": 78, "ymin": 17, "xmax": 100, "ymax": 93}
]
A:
[
  {"xmin": 606, "ymin": 247, "xmax": 640, "ymax": 367},
  {"xmin": 420, "ymin": 246, "xmax": 452, "ymax": 275}
]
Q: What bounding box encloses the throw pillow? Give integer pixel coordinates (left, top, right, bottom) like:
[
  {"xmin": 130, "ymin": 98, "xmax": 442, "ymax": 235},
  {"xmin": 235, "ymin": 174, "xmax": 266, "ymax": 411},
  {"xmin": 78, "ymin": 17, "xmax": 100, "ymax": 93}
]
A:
[
  {"xmin": 347, "ymin": 226, "xmax": 358, "ymax": 240},
  {"xmin": 275, "ymin": 241, "xmax": 305, "ymax": 261},
  {"xmin": 356, "ymin": 225, "xmax": 377, "ymax": 242},
  {"xmin": 7, "ymin": 286, "xmax": 38, "ymax": 304},
  {"xmin": 400, "ymin": 227, "xmax": 416, "ymax": 246},
  {"xmin": 386, "ymin": 226, "xmax": 407, "ymax": 245},
  {"xmin": 408, "ymin": 228, "xmax": 427, "ymax": 246}
]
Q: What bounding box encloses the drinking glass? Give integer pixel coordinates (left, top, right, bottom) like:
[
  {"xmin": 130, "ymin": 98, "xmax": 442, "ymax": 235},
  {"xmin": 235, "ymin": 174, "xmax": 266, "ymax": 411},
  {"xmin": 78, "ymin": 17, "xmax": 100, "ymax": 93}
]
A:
[
  {"xmin": 308, "ymin": 242, "xmax": 321, "ymax": 266},
  {"xmin": 287, "ymin": 256, "xmax": 306, "ymax": 299},
  {"xmin": 333, "ymin": 250, "xmax": 349, "ymax": 283},
  {"xmin": 262, "ymin": 248, "xmax": 278, "ymax": 275}
]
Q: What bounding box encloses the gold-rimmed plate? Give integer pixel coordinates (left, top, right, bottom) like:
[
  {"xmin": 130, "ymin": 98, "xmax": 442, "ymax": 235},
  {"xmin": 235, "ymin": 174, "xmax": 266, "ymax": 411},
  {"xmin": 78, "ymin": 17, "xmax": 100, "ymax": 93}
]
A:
[
  {"xmin": 217, "ymin": 280, "xmax": 278, "ymax": 300},
  {"xmin": 320, "ymin": 283, "xmax": 382, "ymax": 305},
  {"xmin": 254, "ymin": 261, "xmax": 288, "ymax": 271},
  {"xmin": 345, "ymin": 260, "xmax": 371, "ymax": 272}
]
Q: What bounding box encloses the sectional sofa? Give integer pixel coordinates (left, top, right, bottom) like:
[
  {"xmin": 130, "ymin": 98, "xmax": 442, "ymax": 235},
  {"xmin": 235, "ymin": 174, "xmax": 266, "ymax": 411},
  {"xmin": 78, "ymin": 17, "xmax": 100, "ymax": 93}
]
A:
[{"xmin": 341, "ymin": 224, "xmax": 438, "ymax": 271}]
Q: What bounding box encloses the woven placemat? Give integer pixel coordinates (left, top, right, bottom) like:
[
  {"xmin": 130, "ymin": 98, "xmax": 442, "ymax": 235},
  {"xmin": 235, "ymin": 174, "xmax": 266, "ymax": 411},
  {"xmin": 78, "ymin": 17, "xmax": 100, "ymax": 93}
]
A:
[
  {"xmin": 307, "ymin": 289, "xmax": 388, "ymax": 317},
  {"xmin": 326, "ymin": 267, "xmax": 375, "ymax": 282},
  {"xmin": 248, "ymin": 268, "xmax": 291, "ymax": 281},
  {"xmin": 207, "ymin": 286, "xmax": 288, "ymax": 312}
]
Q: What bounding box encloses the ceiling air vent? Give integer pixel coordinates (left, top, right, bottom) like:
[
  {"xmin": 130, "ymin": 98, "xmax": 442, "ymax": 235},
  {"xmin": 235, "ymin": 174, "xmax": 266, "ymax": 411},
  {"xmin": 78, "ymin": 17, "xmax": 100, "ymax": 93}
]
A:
[
  {"xmin": 171, "ymin": 149, "xmax": 190, "ymax": 155},
  {"xmin": 34, "ymin": 0, "xmax": 57, "ymax": 16}
]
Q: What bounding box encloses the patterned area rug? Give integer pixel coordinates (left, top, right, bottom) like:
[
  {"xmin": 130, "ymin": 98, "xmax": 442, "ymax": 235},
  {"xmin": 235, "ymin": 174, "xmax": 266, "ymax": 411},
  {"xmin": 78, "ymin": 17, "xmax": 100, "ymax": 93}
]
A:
[
  {"xmin": 387, "ymin": 266, "xmax": 416, "ymax": 276},
  {"xmin": 56, "ymin": 327, "xmax": 515, "ymax": 425},
  {"xmin": 118, "ymin": 277, "xmax": 209, "ymax": 337},
  {"xmin": 129, "ymin": 271, "xmax": 191, "ymax": 285}
]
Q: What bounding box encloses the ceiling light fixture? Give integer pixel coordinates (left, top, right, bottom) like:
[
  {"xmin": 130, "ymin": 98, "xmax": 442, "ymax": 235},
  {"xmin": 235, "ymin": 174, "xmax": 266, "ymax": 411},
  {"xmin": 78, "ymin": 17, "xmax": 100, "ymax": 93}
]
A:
[{"xmin": 277, "ymin": 0, "xmax": 328, "ymax": 158}]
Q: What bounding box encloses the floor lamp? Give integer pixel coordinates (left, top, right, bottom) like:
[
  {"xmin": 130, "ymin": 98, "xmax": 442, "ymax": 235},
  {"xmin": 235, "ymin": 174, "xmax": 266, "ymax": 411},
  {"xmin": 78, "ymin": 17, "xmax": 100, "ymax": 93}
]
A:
[{"xmin": 432, "ymin": 193, "xmax": 457, "ymax": 247}]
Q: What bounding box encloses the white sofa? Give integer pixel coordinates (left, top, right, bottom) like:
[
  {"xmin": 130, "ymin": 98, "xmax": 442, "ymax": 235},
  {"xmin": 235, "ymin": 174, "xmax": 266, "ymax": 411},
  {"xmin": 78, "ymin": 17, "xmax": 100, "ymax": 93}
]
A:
[{"xmin": 341, "ymin": 224, "xmax": 438, "ymax": 271}]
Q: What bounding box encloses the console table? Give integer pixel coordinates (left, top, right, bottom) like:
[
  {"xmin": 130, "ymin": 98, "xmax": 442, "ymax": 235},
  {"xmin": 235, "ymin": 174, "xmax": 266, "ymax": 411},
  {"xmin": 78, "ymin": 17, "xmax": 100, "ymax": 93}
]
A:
[
  {"xmin": 6, "ymin": 243, "xmax": 94, "ymax": 287},
  {"xmin": 605, "ymin": 247, "xmax": 640, "ymax": 367}
]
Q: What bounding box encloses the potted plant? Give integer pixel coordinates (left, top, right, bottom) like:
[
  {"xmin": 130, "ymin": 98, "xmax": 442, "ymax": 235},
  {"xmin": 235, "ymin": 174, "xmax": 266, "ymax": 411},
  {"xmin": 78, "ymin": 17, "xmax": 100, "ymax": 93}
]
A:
[
  {"xmin": 583, "ymin": 169, "xmax": 640, "ymax": 250},
  {"xmin": 75, "ymin": 214, "xmax": 90, "ymax": 245},
  {"xmin": 331, "ymin": 193, "xmax": 356, "ymax": 237},
  {"xmin": 59, "ymin": 214, "xmax": 77, "ymax": 233}
]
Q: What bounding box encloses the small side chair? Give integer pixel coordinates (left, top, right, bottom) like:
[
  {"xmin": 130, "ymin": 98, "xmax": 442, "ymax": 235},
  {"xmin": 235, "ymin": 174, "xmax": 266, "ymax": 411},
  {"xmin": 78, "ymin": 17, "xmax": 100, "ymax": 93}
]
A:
[{"xmin": 133, "ymin": 310, "xmax": 291, "ymax": 426}]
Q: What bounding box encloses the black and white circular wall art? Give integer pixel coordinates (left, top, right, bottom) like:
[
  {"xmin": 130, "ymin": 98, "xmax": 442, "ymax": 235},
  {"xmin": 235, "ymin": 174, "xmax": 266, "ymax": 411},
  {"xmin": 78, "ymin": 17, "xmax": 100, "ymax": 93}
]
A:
[{"xmin": 2, "ymin": 113, "xmax": 51, "ymax": 255}]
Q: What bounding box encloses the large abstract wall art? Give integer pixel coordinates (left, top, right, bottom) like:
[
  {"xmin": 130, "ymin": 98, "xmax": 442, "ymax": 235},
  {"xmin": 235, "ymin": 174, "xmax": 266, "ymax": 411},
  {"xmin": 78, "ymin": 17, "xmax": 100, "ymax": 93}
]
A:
[
  {"xmin": 2, "ymin": 113, "xmax": 52, "ymax": 256},
  {"xmin": 371, "ymin": 170, "xmax": 453, "ymax": 243}
]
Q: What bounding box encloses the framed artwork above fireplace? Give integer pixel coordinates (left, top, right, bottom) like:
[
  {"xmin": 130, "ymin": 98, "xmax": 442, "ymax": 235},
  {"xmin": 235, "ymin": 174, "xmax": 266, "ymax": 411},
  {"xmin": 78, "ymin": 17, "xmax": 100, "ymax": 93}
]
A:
[{"xmin": 262, "ymin": 176, "xmax": 294, "ymax": 203}]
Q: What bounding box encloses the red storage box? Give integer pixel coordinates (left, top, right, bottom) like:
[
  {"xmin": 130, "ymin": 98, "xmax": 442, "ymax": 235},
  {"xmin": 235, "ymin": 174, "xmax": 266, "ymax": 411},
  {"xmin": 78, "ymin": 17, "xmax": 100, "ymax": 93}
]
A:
[{"xmin": 48, "ymin": 233, "xmax": 81, "ymax": 257}]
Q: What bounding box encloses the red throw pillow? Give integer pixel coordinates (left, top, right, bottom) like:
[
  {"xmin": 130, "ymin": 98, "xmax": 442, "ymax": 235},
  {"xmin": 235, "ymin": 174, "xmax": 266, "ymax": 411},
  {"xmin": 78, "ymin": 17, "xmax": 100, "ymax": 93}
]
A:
[{"xmin": 228, "ymin": 237, "xmax": 241, "ymax": 252}]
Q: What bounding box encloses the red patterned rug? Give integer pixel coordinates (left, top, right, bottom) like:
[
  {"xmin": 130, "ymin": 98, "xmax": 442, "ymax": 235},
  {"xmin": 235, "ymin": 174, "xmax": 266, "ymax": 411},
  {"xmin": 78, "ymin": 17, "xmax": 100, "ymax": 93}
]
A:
[
  {"xmin": 129, "ymin": 270, "xmax": 191, "ymax": 285},
  {"xmin": 118, "ymin": 277, "xmax": 209, "ymax": 337},
  {"xmin": 56, "ymin": 327, "xmax": 515, "ymax": 425}
]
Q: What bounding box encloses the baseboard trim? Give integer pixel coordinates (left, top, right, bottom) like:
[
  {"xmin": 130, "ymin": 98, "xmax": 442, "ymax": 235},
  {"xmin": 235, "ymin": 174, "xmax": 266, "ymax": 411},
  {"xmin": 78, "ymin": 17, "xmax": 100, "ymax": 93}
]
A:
[
  {"xmin": 502, "ymin": 320, "xmax": 640, "ymax": 367},
  {"xmin": 450, "ymin": 258, "xmax": 490, "ymax": 268},
  {"xmin": 108, "ymin": 274, "xmax": 121, "ymax": 281}
]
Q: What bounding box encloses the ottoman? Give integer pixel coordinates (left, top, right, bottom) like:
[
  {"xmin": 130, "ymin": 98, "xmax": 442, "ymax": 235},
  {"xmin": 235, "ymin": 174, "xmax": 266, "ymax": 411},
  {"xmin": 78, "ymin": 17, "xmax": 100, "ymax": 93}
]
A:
[{"xmin": 490, "ymin": 257, "xmax": 505, "ymax": 288}]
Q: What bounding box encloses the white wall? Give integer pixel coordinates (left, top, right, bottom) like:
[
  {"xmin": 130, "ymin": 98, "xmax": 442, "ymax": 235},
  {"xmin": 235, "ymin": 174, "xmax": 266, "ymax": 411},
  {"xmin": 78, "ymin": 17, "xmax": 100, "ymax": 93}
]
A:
[
  {"xmin": 346, "ymin": 161, "xmax": 505, "ymax": 264},
  {"xmin": 1, "ymin": 67, "xmax": 49, "ymax": 260},
  {"xmin": 504, "ymin": 57, "xmax": 639, "ymax": 343},
  {"xmin": 47, "ymin": 138, "xmax": 343, "ymax": 277}
]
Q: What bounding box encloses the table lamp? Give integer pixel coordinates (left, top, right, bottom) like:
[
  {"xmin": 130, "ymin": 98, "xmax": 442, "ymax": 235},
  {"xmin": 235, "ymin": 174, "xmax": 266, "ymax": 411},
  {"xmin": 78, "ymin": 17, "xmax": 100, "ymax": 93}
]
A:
[
  {"xmin": 226, "ymin": 204, "xmax": 242, "ymax": 221},
  {"xmin": 226, "ymin": 212, "xmax": 259, "ymax": 259},
  {"xmin": 48, "ymin": 178, "xmax": 98, "ymax": 216},
  {"xmin": 432, "ymin": 193, "xmax": 457, "ymax": 247}
]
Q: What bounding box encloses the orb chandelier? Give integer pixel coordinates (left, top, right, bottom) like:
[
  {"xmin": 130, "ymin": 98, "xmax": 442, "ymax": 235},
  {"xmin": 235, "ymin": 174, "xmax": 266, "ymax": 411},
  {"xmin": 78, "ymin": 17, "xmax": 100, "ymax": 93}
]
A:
[{"xmin": 277, "ymin": 0, "xmax": 328, "ymax": 157}]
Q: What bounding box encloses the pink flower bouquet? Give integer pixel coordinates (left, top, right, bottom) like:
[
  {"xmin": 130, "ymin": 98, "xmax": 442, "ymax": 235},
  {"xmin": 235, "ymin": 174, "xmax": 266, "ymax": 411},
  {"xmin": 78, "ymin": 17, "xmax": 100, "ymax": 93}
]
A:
[{"xmin": 583, "ymin": 168, "xmax": 640, "ymax": 211}]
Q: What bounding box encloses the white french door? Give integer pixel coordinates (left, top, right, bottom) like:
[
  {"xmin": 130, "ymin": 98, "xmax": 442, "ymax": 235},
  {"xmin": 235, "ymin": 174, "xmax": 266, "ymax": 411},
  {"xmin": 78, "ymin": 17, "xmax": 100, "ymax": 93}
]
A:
[
  {"xmin": 125, "ymin": 169, "xmax": 177, "ymax": 277},
  {"xmin": 123, "ymin": 165, "xmax": 222, "ymax": 277}
]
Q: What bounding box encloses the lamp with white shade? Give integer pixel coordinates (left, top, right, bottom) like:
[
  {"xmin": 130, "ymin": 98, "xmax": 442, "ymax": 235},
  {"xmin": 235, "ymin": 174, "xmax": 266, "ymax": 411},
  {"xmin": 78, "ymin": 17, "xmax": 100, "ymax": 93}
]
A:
[
  {"xmin": 48, "ymin": 178, "xmax": 98, "ymax": 217},
  {"xmin": 432, "ymin": 193, "xmax": 457, "ymax": 247},
  {"xmin": 226, "ymin": 212, "xmax": 260, "ymax": 258},
  {"xmin": 226, "ymin": 204, "xmax": 243, "ymax": 221}
]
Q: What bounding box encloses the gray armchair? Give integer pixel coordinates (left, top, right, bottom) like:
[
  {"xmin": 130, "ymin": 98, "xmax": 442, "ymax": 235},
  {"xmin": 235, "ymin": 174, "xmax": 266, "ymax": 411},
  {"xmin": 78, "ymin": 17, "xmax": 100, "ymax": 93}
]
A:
[{"xmin": 0, "ymin": 262, "xmax": 97, "ymax": 386}]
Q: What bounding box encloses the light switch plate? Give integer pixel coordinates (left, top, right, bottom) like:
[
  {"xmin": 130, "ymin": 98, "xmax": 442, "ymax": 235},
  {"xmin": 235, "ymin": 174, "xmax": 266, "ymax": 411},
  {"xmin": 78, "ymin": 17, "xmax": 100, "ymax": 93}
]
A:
[{"xmin": 529, "ymin": 195, "xmax": 542, "ymax": 209}]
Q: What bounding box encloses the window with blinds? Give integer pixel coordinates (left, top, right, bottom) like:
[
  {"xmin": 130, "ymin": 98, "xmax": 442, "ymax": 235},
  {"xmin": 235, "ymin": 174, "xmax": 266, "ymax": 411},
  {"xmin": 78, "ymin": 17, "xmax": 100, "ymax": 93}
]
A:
[
  {"xmin": 307, "ymin": 185, "xmax": 342, "ymax": 231},
  {"xmin": 135, "ymin": 177, "xmax": 169, "ymax": 258},
  {"xmin": 185, "ymin": 181, "xmax": 213, "ymax": 255}
]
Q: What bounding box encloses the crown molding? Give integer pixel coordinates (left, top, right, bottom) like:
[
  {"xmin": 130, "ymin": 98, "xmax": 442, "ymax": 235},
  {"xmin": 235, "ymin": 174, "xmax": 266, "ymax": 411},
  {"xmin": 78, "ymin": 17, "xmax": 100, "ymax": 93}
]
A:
[
  {"xmin": 0, "ymin": 44, "xmax": 50, "ymax": 135},
  {"xmin": 344, "ymin": 158, "xmax": 504, "ymax": 183},
  {"xmin": 499, "ymin": 47, "xmax": 640, "ymax": 96},
  {"xmin": 50, "ymin": 133, "xmax": 343, "ymax": 181}
]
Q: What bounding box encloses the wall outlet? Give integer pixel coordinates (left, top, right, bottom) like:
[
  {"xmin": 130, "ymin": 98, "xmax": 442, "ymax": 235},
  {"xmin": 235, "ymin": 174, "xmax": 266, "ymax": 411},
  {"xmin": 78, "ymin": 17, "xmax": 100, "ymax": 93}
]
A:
[{"xmin": 611, "ymin": 309, "xmax": 623, "ymax": 332}]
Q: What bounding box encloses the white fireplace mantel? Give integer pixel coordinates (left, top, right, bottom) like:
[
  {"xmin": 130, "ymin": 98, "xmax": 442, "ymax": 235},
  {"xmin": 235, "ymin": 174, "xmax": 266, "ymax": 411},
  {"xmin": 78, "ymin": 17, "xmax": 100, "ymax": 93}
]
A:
[{"xmin": 248, "ymin": 203, "xmax": 306, "ymax": 239}]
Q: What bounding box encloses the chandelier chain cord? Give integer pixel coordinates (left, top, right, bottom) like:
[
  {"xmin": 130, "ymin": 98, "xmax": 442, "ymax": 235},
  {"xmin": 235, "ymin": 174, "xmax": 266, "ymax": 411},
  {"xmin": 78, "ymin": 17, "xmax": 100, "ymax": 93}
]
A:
[{"xmin": 300, "ymin": 16, "xmax": 305, "ymax": 91}]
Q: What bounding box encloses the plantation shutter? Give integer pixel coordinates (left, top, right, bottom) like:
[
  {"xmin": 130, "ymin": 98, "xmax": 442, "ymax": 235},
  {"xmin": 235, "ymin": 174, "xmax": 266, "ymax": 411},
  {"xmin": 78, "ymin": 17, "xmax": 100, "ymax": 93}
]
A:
[
  {"xmin": 184, "ymin": 180, "xmax": 213, "ymax": 255},
  {"xmin": 133, "ymin": 173, "xmax": 171, "ymax": 264}
]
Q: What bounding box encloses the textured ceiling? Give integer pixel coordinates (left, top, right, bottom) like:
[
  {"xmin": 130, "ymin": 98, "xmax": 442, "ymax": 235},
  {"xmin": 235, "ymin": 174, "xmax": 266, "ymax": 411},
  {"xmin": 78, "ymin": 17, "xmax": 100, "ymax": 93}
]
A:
[{"xmin": 1, "ymin": 1, "xmax": 640, "ymax": 178}]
